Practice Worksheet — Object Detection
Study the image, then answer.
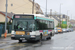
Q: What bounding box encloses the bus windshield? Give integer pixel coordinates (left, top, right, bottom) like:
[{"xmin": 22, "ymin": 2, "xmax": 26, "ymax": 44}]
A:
[{"xmin": 12, "ymin": 20, "xmax": 35, "ymax": 31}]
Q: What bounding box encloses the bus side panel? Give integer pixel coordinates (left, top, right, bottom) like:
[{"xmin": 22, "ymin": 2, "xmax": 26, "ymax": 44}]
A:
[
  {"xmin": 48, "ymin": 30, "xmax": 52, "ymax": 34},
  {"xmin": 40, "ymin": 30, "xmax": 54, "ymax": 39}
]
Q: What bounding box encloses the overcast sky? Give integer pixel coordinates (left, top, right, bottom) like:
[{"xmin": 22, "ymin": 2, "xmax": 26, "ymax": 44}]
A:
[{"xmin": 35, "ymin": 0, "xmax": 75, "ymax": 19}]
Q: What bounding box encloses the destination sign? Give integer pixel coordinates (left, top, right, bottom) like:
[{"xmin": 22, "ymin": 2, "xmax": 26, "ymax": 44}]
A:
[
  {"xmin": 14, "ymin": 15, "xmax": 34, "ymax": 19},
  {"xmin": 21, "ymin": 16, "xmax": 33, "ymax": 18}
]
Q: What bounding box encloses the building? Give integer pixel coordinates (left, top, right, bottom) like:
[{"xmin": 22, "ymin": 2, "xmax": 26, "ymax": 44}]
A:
[
  {"xmin": 0, "ymin": 0, "xmax": 43, "ymax": 14},
  {"xmin": 0, "ymin": 0, "xmax": 43, "ymax": 22},
  {"xmin": 48, "ymin": 12, "xmax": 70, "ymax": 28},
  {"xmin": 51, "ymin": 13, "xmax": 69, "ymax": 22},
  {"xmin": 0, "ymin": 11, "xmax": 13, "ymax": 22},
  {"xmin": 69, "ymin": 19, "xmax": 75, "ymax": 30},
  {"xmin": 50, "ymin": 16, "xmax": 60, "ymax": 27},
  {"xmin": 69, "ymin": 19, "xmax": 75, "ymax": 27}
]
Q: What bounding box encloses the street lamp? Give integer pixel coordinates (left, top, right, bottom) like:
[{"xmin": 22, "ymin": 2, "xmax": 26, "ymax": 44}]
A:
[
  {"xmin": 71, "ymin": 14, "xmax": 72, "ymax": 19},
  {"xmin": 45, "ymin": 0, "xmax": 47, "ymax": 16},
  {"xmin": 67, "ymin": 10, "xmax": 69, "ymax": 28},
  {"xmin": 32, "ymin": 0, "xmax": 34, "ymax": 14},
  {"xmin": 59, "ymin": 3, "xmax": 63, "ymax": 27}
]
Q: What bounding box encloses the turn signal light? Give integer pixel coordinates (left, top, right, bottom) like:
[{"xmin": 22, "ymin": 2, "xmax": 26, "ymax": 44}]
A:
[{"xmin": 27, "ymin": 32, "xmax": 30, "ymax": 35}]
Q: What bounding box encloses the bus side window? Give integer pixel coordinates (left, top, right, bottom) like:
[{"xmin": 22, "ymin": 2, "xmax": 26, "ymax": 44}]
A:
[
  {"xmin": 35, "ymin": 21, "xmax": 39, "ymax": 30},
  {"xmin": 36, "ymin": 23, "xmax": 39, "ymax": 30}
]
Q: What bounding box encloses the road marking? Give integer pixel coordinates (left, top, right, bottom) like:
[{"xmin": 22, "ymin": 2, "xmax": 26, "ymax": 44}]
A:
[
  {"xmin": 1, "ymin": 43, "xmax": 26, "ymax": 49},
  {"xmin": 0, "ymin": 49, "xmax": 4, "ymax": 50},
  {"xmin": 65, "ymin": 41, "xmax": 75, "ymax": 50},
  {"xmin": 0, "ymin": 42, "xmax": 8, "ymax": 44},
  {"xmin": 12, "ymin": 44, "xmax": 25, "ymax": 46}
]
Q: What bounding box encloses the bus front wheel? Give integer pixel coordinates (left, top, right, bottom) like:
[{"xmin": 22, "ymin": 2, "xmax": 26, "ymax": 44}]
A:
[
  {"xmin": 39, "ymin": 34, "xmax": 42, "ymax": 41},
  {"xmin": 19, "ymin": 40, "xmax": 22, "ymax": 42}
]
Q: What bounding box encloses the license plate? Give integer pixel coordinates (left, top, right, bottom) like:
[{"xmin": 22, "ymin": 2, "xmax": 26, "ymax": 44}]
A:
[{"xmin": 20, "ymin": 38, "xmax": 25, "ymax": 40}]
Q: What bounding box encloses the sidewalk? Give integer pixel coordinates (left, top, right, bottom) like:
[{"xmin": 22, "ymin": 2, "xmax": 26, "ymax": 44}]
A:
[
  {"xmin": 0, "ymin": 34, "xmax": 11, "ymax": 45},
  {"xmin": 0, "ymin": 34, "xmax": 11, "ymax": 43},
  {"xmin": 1, "ymin": 33, "xmax": 11, "ymax": 38}
]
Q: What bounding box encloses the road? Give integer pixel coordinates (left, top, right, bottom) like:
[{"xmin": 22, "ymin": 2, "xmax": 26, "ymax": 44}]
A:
[{"xmin": 0, "ymin": 31, "xmax": 75, "ymax": 50}]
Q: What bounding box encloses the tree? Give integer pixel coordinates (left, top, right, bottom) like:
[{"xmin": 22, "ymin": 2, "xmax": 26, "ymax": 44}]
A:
[
  {"xmin": 56, "ymin": 23, "xmax": 59, "ymax": 27},
  {"xmin": 61, "ymin": 24, "xmax": 67, "ymax": 28},
  {"xmin": 69, "ymin": 24, "xmax": 72, "ymax": 28},
  {"xmin": 56, "ymin": 23, "xmax": 67, "ymax": 28}
]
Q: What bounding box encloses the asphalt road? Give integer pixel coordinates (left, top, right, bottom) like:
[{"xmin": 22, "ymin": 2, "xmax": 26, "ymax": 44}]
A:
[{"xmin": 0, "ymin": 31, "xmax": 75, "ymax": 50}]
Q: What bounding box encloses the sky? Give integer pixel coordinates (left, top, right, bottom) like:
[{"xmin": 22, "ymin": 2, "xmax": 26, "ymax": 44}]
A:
[{"xmin": 35, "ymin": 0, "xmax": 75, "ymax": 19}]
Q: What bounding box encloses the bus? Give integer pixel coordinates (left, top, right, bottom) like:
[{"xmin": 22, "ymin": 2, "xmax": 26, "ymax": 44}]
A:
[{"xmin": 11, "ymin": 14, "xmax": 55, "ymax": 42}]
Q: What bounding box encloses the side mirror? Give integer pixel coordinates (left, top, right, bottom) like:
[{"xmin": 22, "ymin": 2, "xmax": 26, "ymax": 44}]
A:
[
  {"xmin": 9, "ymin": 21, "xmax": 11, "ymax": 24},
  {"xmin": 9, "ymin": 19, "xmax": 12, "ymax": 24}
]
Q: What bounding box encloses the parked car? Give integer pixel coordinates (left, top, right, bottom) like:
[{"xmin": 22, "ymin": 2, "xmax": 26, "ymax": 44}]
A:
[
  {"xmin": 66, "ymin": 28, "xmax": 70, "ymax": 32},
  {"xmin": 70, "ymin": 28, "xmax": 74, "ymax": 32},
  {"xmin": 66, "ymin": 28, "xmax": 74, "ymax": 32},
  {"xmin": 62, "ymin": 28, "xmax": 67, "ymax": 32},
  {"xmin": 57, "ymin": 27, "xmax": 63, "ymax": 33},
  {"xmin": 54, "ymin": 28, "xmax": 58, "ymax": 34}
]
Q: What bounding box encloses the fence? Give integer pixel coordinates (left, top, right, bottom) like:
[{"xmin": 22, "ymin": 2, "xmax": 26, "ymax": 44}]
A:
[{"xmin": 0, "ymin": 24, "xmax": 12, "ymax": 37}]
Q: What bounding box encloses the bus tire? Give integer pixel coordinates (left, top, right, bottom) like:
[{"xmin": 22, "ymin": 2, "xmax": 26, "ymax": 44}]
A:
[
  {"xmin": 49, "ymin": 36, "xmax": 51, "ymax": 39},
  {"xmin": 45, "ymin": 37, "xmax": 47, "ymax": 40},
  {"xmin": 49, "ymin": 33, "xmax": 52, "ymax": 40},
  {"xmin": 39, "ymin": 33, "xmax": 42, "ymax": 41},
  {"xmin": 50, "ymin": 32, "xmax": 52, "ymax": 36},
  {"xmin": 19, "ymin": 40, "xmax": 22, "ymax": 43}
]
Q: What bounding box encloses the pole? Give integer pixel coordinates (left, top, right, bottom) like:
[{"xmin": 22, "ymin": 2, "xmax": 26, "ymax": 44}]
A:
[
  {"xmin": 59, "ymin": 4, "xmax": 62, "ymax": 27},
  {"xmin": 67, "ymin": 10, "xmax": 69, "ymax": 28},
  {"xmin": 45, "ymin": 0, "xmax": 47, "ymax": 16},
  {"xmin": 50, "ymin": 9, "xmax": 52, "ymax": 18},
  {"xmin": 71, "ymin": 14, "xmax": 72, "ymax": 19},
  {"xmin": 55, "ymin": 11, "xmax": 57, "ymax": 17},
  {"xmin": 5, "ymin": 0, "xmax": 8, "ymax": 38},
  {"xmin": 32, "ymin": 0, "xmax": 34, "ymax": 14}
]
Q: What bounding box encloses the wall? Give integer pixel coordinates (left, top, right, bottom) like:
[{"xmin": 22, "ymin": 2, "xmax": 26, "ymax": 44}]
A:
[
  {"xmin": 50, "ymin": 17, "xmax": 59, "ymax": 27},
  {"xmin": 0, "ymin": 0, "xmax": 38, "ymax": 14},
  {"xmin": 0, "ymin": 14, "xmax": 10, "ymax": 22},
  {"xmin": 0, "ymin": 14, "xmax": 5, "ymax": 22}
]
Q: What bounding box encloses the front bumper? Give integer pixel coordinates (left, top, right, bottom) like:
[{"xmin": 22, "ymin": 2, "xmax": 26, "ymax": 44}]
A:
[
  {"xmin": 58, "ymin": 31, "xmax": 62, "ymax": 33},
  {"xmin": 11, "ymin": 35, "xmax": 40, "ymax": 41}
]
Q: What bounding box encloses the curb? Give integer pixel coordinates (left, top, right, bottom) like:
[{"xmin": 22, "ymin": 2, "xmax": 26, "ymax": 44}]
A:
[{"xmin": 1, "ymin": 33, "xmax": 11, "ymax": 38}]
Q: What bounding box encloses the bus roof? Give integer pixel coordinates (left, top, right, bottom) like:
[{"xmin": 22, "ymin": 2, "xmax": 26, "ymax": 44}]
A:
[{"xmin": 34, "ymin": 14, "xmax": 54, "ymax": 21}]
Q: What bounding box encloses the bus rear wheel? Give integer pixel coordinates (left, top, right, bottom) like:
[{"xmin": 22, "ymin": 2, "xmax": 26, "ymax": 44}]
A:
[
  {"xmin": 48, "ymin": 36, "xmax": 51, "ymax": 39},
  {"xmin": 49, "ymin": 33, "xmax": 52, "ymax": 39}
]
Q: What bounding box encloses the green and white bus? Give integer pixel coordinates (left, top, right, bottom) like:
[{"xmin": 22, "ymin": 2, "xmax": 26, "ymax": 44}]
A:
[{"xmin": 11, "ymin": 14, "xmax": 55, "ymax": 42}]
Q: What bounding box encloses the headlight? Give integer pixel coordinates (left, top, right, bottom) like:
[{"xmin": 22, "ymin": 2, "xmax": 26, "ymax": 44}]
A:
[
  {"xmin": 27, "ymin": 32, "xmax": 30, "ymax": 35},
  {"xmin": 11, "ymin": 30, "xmax": 15, "ymax": 34}
]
